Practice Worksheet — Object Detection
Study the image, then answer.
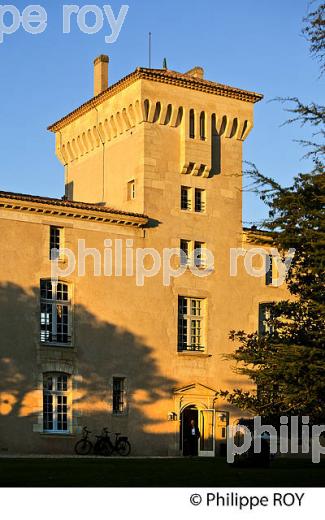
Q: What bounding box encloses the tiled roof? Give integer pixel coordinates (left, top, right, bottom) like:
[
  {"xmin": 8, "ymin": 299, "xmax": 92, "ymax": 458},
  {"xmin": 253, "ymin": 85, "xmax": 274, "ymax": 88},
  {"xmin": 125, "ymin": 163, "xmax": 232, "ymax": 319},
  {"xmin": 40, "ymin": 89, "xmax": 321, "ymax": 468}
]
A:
[
  {"xmin": 0, "ymin": 191, "xmax": 148, "ymax": 227},
  {"xmin": 48, "ymin": 67, "xmax": 263, "ymax": 132}
]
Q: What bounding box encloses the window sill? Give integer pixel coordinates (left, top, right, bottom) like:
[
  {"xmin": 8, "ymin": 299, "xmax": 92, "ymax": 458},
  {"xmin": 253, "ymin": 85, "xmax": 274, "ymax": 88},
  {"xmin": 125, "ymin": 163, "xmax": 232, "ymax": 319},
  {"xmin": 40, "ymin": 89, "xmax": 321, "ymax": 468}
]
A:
[
  {"xmin": 180, "ymin": 265, "xmax": 214, "ymax": 273},
  {"xmin": 40, "ymin": 432, "xmax": 75, "ymax": 438},
  {"xmin": 40, "ymin": 343, "xmax": 74, "ymax": 349},
  {"xmin": 180, "ymin": 209, "xmax": 207, "ymax": 215},
  {"xmin": 177, "ymin": 351, "xmax": 211, "ymax": 358},
  {"xmin": 49, "ymin": 259, "xmax": 67, "ymax": 264}
]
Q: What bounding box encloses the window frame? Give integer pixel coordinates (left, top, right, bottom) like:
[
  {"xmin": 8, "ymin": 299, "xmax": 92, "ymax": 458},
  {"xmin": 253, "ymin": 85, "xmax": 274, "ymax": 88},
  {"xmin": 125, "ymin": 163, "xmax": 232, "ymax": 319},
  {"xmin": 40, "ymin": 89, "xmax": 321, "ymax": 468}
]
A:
[
  {"xmin": 49, "ymin": 226, "xmax": 64, "ymax": 261},
  {"xmin": 181, "ymin": 186, "xmax": 191, "ymax": 211},
  {"xmin": 265, "ymin": 254, "xmax": 273, "ymax": 286},
  {"xmin": 40, "ymin": 279, "xmax": 73, "ymax": 347},
  {"xmin": 178, "ymin": 296, "xmax": 206, "ymax": 352},
  {"xmin": 180, "ymin": 187, "xmax": 206, "ymax": 214},
  {"xmin": 112, "ymin": 377, "xmax": 127, "ymax": 415},
  {"xmin": 194, "ymin": 188, "xmax": 206, "ymax": 213},
  {"xmin": 180, "ymin": 239, "xmax": 191, "ymax": 266},
  {"xmin": 258, "ymin": 302, "xmax": 274, "ymax": 335},
  {"xmin": 193, "ymin": 241, "xmax": 207, "ymax": 268},
  {"xmin": 179, "ymin": 240, "xmax": 207, "ymax": 268},
  {"xmin": 43, "ymin": 372, "xmax": 70, "ymax": 434}
]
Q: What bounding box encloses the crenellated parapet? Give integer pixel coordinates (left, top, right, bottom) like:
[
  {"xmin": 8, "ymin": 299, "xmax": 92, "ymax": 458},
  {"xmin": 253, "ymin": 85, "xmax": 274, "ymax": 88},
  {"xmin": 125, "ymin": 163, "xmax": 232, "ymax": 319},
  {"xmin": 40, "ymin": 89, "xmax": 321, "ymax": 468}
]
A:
[{"xmin": 55, "ymin": 95, "xmax": 254, "ymax": 174}]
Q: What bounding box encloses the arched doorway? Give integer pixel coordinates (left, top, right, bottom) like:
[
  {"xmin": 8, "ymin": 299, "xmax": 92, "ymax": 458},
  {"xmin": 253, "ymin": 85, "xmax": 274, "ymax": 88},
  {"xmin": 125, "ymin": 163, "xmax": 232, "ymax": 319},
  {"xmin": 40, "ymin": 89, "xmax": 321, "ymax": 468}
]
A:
[{"xmin": 180, "ymin": 405, "xmax": 199, "ymax": 456}]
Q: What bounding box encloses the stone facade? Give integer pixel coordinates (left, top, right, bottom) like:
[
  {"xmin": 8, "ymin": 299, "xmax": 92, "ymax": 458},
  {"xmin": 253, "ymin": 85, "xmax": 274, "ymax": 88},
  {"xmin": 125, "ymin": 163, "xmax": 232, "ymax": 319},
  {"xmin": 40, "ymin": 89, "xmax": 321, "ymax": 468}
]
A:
[{"xmin": 0, "ymin": 58, "xmax": 288, "ymax": 456}]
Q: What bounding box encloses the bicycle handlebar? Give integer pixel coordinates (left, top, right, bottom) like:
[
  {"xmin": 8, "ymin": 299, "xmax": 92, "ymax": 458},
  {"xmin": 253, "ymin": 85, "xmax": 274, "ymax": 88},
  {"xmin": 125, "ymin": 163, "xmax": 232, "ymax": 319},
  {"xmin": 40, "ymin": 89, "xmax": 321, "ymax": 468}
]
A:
[{"xmin": 82, "ymin": 426, "xmax": 121, "ymax": 435}]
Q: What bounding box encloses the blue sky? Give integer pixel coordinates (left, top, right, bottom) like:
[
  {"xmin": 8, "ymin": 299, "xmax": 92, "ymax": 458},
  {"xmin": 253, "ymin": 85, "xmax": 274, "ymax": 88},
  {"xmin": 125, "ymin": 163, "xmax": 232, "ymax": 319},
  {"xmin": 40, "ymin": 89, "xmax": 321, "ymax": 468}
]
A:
[{"xmin": 0, "ymin": 0, "xmax": 323, "ymax": 224}]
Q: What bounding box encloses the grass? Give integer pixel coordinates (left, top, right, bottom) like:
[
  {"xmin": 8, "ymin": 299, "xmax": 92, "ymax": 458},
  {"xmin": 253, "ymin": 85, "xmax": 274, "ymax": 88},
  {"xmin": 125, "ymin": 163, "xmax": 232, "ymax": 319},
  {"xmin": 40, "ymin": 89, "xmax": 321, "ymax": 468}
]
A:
[{"xmin": 0, "ymin": 457, "xmax": 325, "ymax": 487}]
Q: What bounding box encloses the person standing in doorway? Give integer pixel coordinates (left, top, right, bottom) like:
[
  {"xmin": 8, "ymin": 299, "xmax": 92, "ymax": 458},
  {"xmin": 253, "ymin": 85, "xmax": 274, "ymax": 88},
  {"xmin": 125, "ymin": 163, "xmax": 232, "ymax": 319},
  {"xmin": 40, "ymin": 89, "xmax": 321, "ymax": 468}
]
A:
[{"xmin": 189, "ymin": 419, "xmax": 200, "ymax": 456}]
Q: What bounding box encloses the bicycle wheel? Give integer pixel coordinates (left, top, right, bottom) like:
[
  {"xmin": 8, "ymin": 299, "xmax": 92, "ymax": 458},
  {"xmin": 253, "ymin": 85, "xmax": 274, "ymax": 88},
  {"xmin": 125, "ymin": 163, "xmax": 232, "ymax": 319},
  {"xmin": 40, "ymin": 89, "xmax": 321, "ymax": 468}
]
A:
[
  {"xmin": 99, "ymin": 439, "xmax": 114, "ymax": 456},
  {"xmin": 116, "ymin": 440, "xmax": 131, "ymax": 456},
  {"xmin": 75, "ymin": 439, "xmax": 92, "ymax": 455}
]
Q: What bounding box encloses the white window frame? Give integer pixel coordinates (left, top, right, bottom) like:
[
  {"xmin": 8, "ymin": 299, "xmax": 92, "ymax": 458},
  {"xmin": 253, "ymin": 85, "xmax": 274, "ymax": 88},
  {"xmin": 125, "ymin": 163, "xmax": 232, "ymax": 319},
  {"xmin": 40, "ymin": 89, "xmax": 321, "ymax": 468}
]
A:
[
  {"xmin": 43, "ymin": 373, "xmax": 71, "ymax": 433},
  {"xmin": 180, "ymin": 239, "xmax": 191, "ymax": 266},
  {"xmin": 112, "ymin": 377, "xmax": 127, "ymax": 415},
  {"xmin": 40, "ymin": 280, "xmax": 72, "ymax": 346},
  {"xmin": 258, "ymin": 302, "xmax": 274, "ymax": 335},
  {"xmin": 193, "ymin": 241, "xmax": 207, "ymax": 268},
  {"xmin": 179, "ymin": 240, "xmax": 207, "ymax": 268},
  {"xmin": 178, "ymin": 296, "xmax": 206, "ymax": 352},
  {"xmin": 49, "ymin": 226, "xmax": 64, "ymax": 261}
]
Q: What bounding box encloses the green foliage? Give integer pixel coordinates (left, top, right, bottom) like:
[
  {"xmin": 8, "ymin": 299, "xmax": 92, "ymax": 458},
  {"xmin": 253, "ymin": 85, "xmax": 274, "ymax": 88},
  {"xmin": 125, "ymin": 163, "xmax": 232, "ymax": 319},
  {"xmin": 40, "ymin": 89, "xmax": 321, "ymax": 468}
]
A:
[
  {"xmin": 221, "ymin": 4, "xmax": 325, "ymax": 423},
  {"xmin": 303, "ymin": 2, "xmax": 325, "ymax": 75}
]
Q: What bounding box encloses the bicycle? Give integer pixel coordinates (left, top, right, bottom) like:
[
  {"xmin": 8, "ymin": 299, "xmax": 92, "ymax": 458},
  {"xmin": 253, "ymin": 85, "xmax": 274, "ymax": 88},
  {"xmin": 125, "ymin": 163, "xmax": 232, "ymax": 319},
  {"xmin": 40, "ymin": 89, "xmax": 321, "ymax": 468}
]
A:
[
  {"xmin": 100, "ymin": 430, "xmax": 131, "ymax": 456},
  {"xmin": 74, "ymin": 427, "xmax": 109, "ymax": 456}
]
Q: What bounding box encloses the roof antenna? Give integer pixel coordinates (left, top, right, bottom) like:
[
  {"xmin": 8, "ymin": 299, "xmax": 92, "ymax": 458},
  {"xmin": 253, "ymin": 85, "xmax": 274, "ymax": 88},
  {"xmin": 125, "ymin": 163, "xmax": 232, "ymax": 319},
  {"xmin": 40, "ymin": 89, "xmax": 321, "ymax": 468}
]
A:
[
  {"xmin": 163, "ymin": 57, "xmax": 168, "ymax": 70},
  {"xmin": 149, "ymin": 32, "xmax": 152, "ymax": 68}
]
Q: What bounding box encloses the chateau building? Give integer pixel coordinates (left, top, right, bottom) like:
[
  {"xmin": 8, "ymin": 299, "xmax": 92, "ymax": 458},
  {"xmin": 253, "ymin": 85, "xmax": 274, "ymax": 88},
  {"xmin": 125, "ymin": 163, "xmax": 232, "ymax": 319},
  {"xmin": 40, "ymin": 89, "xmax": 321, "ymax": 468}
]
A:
[{"xmin": 0, "ymin": 56, "xmax": 288, "ymax": 456}]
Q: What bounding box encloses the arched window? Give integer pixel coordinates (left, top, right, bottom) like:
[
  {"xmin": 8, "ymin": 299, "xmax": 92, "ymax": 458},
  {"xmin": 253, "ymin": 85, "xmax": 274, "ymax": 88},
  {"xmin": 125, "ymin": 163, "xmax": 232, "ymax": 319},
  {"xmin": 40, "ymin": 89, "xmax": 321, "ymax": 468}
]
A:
[
  {"xmin": 189, "ymin": 109, "xmax": 195, "ymax": 139},
  {"xmin": 200, "ymin": 111, "xmax": 206, "ymax": 140},
  {"xmin": 211, "ymin": 113, "xmax": 221, "ymax": 175},
  {"xmin": 176, "ymin": 106, "xmax": 184, "ymax": 127},
  {"xmin": 144, "ymin": 99, "xmax": 150, "ymax": 121},
  {"xmin": 165, "ymin": 104, "xmax": 172, "ymax": 125}
]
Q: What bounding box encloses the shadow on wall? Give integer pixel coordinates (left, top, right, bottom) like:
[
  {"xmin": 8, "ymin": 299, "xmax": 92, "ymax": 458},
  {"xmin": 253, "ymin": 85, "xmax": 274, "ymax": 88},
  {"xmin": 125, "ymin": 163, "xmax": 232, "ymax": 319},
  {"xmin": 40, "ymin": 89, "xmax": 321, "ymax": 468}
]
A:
[{"xmin": 0, "ymin": 282, "xmax": 176, "ymax": 455}]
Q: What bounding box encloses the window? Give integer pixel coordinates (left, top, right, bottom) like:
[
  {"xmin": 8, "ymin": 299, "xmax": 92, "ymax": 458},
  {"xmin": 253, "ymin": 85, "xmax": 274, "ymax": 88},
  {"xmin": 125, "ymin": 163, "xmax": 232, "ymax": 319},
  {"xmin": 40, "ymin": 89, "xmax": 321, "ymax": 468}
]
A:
[
  {"xmin": 180, "ymin": 239, "xmax": 191, "ymax": 266},
  {"xmin": 194, "ymin": 241, "xmax": 206, "ymax": 268},
  {"xmin": 189, "ymin": 109, "xmax": 195, "ymax": 139},
  {"xmin": 43, "ymin": 373, "xmax": 69, "ymax": 433},
  {"xmin": 179, "ymin": 240, "xmax": 206, "ymax": 268},
  {"xmin": 113, "ymin": 377, "xmax": 126, "ymax": 414},
  {"xmin": 180, "ymin": 188, "xmax": 206, "ymax": 213},
  {"xmin": 40, "ymin": 280, "xmax": 72, "ymax": 345},
  {"xmin": 200, "ymin": 111, "xmax": 206, "ymax": 140},
  {"xmin": 178, "ymin": 296, "xmax": 205, "ymax": 352},
  {"xmin": 195, "ymin": 189, "xmax": 206, "ymax": 213},
  {"xmin": 49, "ymin": 226, "xmax": 63, "ymax": 260},
  {"xmin": 127, "ymin": 180, "xmax": 136, "ymax": 200},
  {"xmin": 181, "ymin": 186, "xmax": 191, "ymax": 210},
  {"xmin": 265, "ymin": 254, "xmax": 273, "ymax": 286},
  {"xmin": 258, "ymin": 303, "xmax": 274, "ymax": 335}
]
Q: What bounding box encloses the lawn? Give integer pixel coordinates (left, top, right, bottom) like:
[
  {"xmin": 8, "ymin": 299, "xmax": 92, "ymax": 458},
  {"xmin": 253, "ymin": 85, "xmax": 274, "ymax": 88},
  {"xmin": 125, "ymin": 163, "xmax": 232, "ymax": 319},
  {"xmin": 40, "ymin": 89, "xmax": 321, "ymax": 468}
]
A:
[{"xmin": 0, "ymin": 457, "xmax": 325, "ymax": 487}]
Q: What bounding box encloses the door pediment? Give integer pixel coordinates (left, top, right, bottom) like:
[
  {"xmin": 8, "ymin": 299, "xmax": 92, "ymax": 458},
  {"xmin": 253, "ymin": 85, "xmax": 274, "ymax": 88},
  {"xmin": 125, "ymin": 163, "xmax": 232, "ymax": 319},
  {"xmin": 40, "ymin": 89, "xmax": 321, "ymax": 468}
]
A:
[{"xmin": 173, "ymin": 382, "xmax": 218, "ymax": 397}]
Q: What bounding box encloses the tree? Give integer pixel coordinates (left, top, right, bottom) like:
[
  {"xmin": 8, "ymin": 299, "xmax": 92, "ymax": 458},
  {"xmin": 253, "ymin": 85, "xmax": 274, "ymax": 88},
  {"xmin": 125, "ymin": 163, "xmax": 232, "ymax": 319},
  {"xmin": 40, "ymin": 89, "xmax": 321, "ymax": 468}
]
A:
[{"xmin": 220, "ymin": 3, "xmax": 325, "ymax": 424}]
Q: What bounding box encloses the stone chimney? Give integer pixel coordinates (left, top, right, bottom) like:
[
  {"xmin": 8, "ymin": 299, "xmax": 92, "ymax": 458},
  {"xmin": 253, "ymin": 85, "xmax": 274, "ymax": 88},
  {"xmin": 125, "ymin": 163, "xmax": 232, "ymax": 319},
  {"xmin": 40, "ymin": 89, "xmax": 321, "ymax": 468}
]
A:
[
  {"xmin": 93, "ymin": 55, "xmax": 109, "ymax": 97},
  {"xmin": 185, "ymin": 66, "xmax": 204, "ymax": 80}
]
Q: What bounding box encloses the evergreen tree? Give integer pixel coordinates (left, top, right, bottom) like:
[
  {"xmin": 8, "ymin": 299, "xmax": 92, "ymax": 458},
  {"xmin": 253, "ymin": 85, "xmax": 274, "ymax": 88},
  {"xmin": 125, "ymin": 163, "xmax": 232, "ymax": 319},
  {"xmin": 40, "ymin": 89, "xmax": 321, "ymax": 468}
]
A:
[{"xmin": 221, "ymin": 3, "xmax": 325, "ymax": 424}]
